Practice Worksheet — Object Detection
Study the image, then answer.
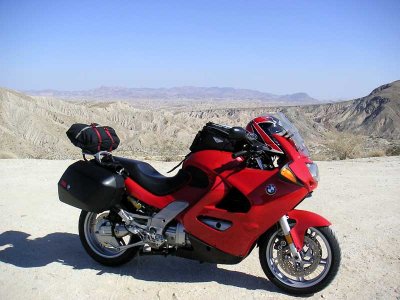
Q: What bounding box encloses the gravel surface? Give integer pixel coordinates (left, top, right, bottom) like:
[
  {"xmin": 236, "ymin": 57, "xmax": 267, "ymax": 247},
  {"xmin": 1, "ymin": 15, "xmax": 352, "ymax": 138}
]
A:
[{"xmin": 0, "ymin": 157, "xmax": 399, "ymax": 299}]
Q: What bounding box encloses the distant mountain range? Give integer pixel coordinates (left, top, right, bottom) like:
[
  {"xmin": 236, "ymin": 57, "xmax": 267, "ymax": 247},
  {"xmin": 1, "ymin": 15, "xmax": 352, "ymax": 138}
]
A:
[{"xmin": 25, "ymin": 86, "xmax": 320, "ymax": 104}]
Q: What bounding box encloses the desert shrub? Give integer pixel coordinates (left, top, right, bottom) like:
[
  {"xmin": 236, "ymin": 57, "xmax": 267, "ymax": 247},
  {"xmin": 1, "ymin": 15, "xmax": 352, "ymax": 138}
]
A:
[
  {"xmin": 326, "ymin": 132, "xmax": 364, "ymax": 160},
  {"xmin": 365, "ymin": 150, "xmax": 386, "ymax": 157},
  {"xmin": 310, "ymin": 153, "xmax": 326, "ymax": 161},
  {"xmin": 310, "ymin": 151, "xmax": 333, "ymax": 161},
  {"xmin": 386, "ymin": 145, "xmax": 400, "ymax": 156}
]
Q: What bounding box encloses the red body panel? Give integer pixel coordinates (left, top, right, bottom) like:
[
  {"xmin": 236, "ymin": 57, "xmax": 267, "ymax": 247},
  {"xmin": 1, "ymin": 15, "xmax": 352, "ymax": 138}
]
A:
[
  {"xmin": 180, "ymin": 151, "xmax": 308, "ymax": 256},
  {"xmin": 124, "ymin": 131, "xmax": 326, "ymax": 257},
  {"xmin": 288, "ymin": 210, "xmax": 331, "ymax": 250}
]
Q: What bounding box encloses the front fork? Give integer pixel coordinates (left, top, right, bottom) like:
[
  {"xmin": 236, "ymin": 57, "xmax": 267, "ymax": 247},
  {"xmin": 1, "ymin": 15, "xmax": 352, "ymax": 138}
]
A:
[{"xmin": 279, "ymin": 215, "xmax": 302, "ymax": 263}]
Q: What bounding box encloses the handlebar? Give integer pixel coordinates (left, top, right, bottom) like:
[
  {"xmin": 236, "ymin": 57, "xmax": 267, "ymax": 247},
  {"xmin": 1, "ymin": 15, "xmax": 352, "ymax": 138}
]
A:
[
  {"xmin": 231, "ymin": 138, "xmax": 279, "ymax": 159},
  {"xmin": 232, "ymin": 150, "xmax": 249, "ymax": 159}
]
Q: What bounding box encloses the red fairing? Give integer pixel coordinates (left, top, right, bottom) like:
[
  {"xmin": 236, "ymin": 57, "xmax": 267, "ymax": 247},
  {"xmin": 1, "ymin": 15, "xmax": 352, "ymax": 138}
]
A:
[
  {"xmin": 180, "ymin": 151, "xmax": 309, "ymax": 256},
  {"xmin": 288, "ymin": 210, "xmax": 331, "ymax": 250},
  {"xmin": 273, "ymin": 135, "xmax": 318, "ymax": 191},
  {"xmin": 123, "ymin": 115, "xmax": 329, "ymax": 258},
  {"xmin": 125, "ymin": 149, "xmax": 310, "ymax": 257}
]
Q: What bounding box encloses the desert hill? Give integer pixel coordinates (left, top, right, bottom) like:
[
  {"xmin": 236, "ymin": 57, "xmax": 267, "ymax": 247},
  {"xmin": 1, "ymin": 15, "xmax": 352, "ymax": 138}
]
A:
[
  {"xmin": 0, "ymin": 81, "xmax": 399, "ymax": 159},
  {"xmin": 300, "ymin": 80, "xmax": 400, "ymax": 139}
]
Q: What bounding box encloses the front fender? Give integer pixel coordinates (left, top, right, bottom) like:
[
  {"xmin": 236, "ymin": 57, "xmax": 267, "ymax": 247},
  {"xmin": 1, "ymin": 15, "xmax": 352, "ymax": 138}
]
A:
[{"xmin": 287, "ymin": 209, "xmax": 331, "ymax": 250}]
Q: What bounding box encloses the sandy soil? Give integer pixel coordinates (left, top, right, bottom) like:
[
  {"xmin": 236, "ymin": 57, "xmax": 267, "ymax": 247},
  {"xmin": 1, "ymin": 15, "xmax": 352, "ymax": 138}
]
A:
[{"xmin": 0, "ymin": 157, "xmax": 399, "ymax": 299}]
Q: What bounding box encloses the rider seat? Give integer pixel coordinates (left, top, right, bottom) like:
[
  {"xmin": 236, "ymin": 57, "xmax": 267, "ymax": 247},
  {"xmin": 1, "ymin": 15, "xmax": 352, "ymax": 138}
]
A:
[{"xmin": 114, "ymin": 157, "xmax": 190, "ymax": 196}]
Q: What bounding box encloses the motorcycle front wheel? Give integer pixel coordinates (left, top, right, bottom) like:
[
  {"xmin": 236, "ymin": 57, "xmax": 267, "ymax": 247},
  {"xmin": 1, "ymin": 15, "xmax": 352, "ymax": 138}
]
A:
[
  {"xmin": 78, "ymin": 210, "xmax": 141, "ymax": 266},
  {"xmin": 259, "ymin": 226, "xmax": 341, "ymax": 295}
]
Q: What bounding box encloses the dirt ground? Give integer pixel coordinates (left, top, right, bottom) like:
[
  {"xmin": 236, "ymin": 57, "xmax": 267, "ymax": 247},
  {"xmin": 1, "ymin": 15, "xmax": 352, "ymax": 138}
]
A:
[{"xmin": 0, "ymin": 157, "xmax": 399, "ymax": 299}]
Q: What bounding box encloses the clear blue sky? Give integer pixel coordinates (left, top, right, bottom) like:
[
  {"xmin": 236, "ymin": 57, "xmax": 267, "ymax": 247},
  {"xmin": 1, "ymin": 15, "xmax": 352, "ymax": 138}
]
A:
[{"xmin": 0, "ymin": 0, "xmax": 399, "ymax": 99}]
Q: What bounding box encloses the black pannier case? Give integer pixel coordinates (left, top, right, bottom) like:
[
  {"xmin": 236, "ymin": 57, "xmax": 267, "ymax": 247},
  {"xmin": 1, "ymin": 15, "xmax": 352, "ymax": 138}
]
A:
[
  {"xmin": 66, "ymin": 123, "xmax": 120, "ymax": 154},
  {"xmin": 58, "ymin": 160, "xmax": 124, "ymax": 212},
  {"xmin": 190, "ymin": 122, "xmax": 241, "ymax": 153}
]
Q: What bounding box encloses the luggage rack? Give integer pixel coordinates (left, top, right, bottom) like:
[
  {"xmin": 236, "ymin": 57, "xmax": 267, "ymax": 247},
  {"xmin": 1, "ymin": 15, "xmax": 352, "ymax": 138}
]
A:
[
  {"xmin": 82, "ymin": 150, "xmax": 112, "ymax": 163},
  {"xmin": 82, "ymin": 151, "xmax": 127, "ymax": 176}
]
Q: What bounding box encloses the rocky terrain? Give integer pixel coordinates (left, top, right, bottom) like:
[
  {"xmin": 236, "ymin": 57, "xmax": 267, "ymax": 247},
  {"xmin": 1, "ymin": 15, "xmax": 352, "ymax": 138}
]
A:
[
  {"xmin": 0, "ymin": 81, "xmax": 399, "ymax": 160},
  {"xmin": 299, "ymin": 81, "xmax": 400, "ymax": 139},
  {"xmin": 279, "ymin": 80, "xmax": 400, "ymax": 158}
]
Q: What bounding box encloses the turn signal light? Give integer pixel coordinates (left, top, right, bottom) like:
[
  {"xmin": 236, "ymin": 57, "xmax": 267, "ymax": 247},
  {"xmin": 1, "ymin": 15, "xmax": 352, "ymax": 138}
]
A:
[{"xmin": 279, "ymin": 165, "xmax": 299, "ymax": 185}]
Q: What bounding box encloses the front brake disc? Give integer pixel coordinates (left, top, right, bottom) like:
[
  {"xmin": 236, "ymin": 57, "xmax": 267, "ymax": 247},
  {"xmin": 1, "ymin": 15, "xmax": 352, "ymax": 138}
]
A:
[{"xmin": 276, "ymin": 235, "xmax": 322, "ymax": 277}]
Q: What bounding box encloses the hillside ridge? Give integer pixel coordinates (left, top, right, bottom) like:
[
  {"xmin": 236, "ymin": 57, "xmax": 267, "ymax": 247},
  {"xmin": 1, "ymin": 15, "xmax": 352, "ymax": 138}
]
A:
[{"xmin": 1, "ymin": 81, "xmax": 399, "ymax": 159}]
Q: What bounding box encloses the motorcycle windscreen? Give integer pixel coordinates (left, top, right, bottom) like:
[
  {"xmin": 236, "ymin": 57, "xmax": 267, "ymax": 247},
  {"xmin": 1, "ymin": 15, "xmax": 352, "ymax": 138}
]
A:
[{"xmin": 58, "ymin": 160, "xmax": 125, "ymax": 213}]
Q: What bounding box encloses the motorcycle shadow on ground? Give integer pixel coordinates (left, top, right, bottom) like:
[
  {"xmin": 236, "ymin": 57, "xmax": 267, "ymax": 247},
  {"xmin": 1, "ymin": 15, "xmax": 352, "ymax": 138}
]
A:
[{"xmin": 0, "ymin": 231, "xmax": 282, "ymax": 293}]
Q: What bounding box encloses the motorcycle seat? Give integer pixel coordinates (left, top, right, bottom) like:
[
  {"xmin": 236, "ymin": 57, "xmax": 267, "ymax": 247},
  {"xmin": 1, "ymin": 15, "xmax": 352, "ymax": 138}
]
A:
[{"xmin": 114, "ymin": 157, "xmax": 190, "ymax": 196}]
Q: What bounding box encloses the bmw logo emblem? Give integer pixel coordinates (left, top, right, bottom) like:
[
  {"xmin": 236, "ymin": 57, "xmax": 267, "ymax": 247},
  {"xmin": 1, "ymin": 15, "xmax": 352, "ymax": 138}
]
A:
[{"xmin": 266, "ymin": 184, "xmax": 277, "ymax": 195}]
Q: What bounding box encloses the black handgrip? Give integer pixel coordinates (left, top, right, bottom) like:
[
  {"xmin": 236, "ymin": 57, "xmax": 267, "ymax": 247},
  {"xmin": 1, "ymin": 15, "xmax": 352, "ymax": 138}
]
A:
[{"xmin": 232, "ymin": 150, "xmax": 248, "ymax": 159}]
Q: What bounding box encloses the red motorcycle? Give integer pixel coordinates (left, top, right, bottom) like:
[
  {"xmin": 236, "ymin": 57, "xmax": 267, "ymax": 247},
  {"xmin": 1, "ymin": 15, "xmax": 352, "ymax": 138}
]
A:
[{"xmin": 58, "ymin": 113, "xmax": 340, "ymax": 295}]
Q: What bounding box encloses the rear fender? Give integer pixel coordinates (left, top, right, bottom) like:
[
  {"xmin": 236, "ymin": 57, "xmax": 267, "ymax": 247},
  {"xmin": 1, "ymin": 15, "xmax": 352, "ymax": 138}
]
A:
[{"xmin": 287, "ymin": 209, "xmax": 331, "ymax": 250}]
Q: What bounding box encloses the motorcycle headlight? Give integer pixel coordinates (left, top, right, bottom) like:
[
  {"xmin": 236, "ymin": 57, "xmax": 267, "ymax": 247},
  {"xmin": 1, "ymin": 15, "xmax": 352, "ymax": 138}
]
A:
[{"xmin": 306, "ymin": 163, "xmax": 319, "ymax": 182}]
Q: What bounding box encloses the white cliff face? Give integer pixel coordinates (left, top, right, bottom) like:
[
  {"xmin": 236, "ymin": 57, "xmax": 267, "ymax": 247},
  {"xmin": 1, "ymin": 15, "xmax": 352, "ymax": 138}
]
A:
[{"xmin": 0, "ymin": 81, "xmax": 399, "ymax": 159}]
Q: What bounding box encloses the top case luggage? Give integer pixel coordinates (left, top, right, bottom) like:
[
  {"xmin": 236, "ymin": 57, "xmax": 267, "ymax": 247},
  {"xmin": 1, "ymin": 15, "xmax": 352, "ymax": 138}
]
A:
[{"xmin": 66, "ymin": 123, "xmax": 120, "ymax": 154}]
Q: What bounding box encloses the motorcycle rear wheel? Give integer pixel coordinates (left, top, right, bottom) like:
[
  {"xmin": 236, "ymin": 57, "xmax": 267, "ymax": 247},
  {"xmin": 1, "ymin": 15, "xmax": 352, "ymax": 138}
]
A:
[
  {"xmin": 259, "ymin": 226, "xmax": 340, "ymax": 295},
  {"xmin": 78, "ymin": 210, "xmax": 141, "ymax": 266}
]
